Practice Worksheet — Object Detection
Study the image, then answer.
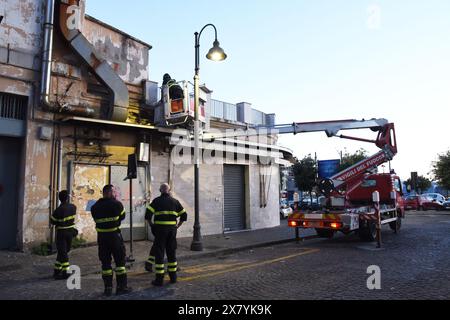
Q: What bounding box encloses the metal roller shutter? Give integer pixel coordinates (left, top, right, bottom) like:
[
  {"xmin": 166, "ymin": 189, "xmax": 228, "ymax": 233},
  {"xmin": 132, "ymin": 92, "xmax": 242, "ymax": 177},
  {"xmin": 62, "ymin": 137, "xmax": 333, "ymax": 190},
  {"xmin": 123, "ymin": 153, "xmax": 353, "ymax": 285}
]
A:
[{"xmin": 224, "ymin": 165, "xmax": 246, "ymax": 232}]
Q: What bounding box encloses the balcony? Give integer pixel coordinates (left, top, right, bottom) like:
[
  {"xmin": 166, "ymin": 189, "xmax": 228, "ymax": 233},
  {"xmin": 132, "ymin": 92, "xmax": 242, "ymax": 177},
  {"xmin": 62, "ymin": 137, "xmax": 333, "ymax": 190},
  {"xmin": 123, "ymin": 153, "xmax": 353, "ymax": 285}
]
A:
[{"xmin": 209, "ymin": 99, "xmax": 272, "ymax": 127}]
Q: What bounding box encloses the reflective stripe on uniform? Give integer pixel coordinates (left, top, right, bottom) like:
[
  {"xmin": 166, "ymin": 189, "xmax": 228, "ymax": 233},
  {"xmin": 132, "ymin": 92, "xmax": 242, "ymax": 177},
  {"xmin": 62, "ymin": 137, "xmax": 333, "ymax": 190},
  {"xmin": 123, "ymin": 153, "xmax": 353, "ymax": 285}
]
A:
[
  {"xmin": 51, "ymin": 215, "xmax": 76, "ymax": 223},
  {"xmin": 54, "ymin": 262, "xmax": 62, "ymax": 270},
  {"xmin": 102, "ymin": 269, "xmax": 113, "ymax": 276},
  {"xmin": 147, "ymin": 256, "xmax": 155, "ymax": 264},
  {"xmin": 155, "ymin": 264, "xmax": 165, "ymax": 274},
  {"xmin": 96, "ymin": 227, "xmax": 120, "ymax": 233},
  {"xmin": 154, "ymin": 221, "xmax": 177, "ymax": 226},
  {"xmin": 95, "ymin": 210, "xmax": 126, "ymax": 224},
  {"xmin": 177, "ymin": 209, "xmax": 186, "ymax": 216},
  {"xmin": 95, "ymin": 216, "xmax": 121, "ymax": 224},
  {"xmin": 57, "ymin": 225, "xmax": 75, "ymax": 230},
  {"xmin": 115, "ymin": 267, "xmax": 127, "ymax": 275},
  {"xmin": 61, "ymin": 262, "xmax": 70, "ymax": 271},
  {"xmin": 147, "ymin": 205, "xmax": 156, "ymax": 213},
  {"xmin": 168, "ymin": 261, "xmax": 178, "ymax": 272},
  {"xmin": 154, "ymin": 211, "xmax": 179, "ymax": 216}
]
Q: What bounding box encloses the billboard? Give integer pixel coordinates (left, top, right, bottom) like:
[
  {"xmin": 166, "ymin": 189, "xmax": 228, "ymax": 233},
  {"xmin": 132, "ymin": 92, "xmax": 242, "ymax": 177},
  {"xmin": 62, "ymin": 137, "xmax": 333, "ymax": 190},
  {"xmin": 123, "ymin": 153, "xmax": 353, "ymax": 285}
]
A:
[{"xmin": 318, "ymin": 159, "xmax": 341, "ymax": 179}]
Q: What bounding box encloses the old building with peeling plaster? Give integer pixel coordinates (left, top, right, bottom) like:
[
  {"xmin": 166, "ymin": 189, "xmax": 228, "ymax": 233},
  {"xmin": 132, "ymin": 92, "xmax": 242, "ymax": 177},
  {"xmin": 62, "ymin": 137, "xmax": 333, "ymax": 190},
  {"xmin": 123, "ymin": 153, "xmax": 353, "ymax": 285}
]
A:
[{"xmin": 0, "ymin": 0, "xmax": 293, "ymax": 250}]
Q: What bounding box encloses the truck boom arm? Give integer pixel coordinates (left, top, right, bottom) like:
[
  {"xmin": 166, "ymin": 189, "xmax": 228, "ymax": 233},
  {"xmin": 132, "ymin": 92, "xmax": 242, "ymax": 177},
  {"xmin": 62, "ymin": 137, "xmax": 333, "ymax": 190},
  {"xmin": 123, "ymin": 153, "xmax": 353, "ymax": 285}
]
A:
[{"xmin": 201, "ymin": 118, "xmax": 397, "ymax": 197}]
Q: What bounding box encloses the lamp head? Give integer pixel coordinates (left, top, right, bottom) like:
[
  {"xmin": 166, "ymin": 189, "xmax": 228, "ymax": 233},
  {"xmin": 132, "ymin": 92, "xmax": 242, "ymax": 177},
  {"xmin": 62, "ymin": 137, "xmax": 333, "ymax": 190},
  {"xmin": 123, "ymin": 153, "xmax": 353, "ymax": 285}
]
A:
[{"xmin": 206, "ymin": 40, "xmax": 227, "ymax": 62}]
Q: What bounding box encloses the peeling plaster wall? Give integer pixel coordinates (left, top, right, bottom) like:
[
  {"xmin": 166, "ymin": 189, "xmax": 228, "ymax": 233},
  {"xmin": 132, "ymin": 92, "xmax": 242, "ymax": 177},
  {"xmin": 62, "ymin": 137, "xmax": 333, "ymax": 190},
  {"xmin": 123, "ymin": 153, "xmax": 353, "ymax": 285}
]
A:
[
  {"xmin": 22, "ymin": 122, "xmax": 53, "ymax": 245},
  {"xmin": 249, "ymin": 164, "xmax": 281, "ymax": 230},
  {"xmin": 0, "ymin": 0, "xmax": 44, "ymax": 54},
  {"xmin": 83, "ymin": 17, "xmax": 150, "ymax": 86}
]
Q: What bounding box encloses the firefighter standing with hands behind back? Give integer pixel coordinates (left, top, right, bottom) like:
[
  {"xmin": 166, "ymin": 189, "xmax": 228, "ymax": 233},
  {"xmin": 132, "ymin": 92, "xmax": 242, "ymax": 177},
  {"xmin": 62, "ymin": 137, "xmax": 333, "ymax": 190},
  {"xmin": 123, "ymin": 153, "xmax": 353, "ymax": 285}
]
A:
[
  {"xmin": 91, "ymin": 185, "xmax": 132, "ymax": 296},
  {"xmin": 146, "ymin": 183, "xmax": 187, "ymax": 286}
]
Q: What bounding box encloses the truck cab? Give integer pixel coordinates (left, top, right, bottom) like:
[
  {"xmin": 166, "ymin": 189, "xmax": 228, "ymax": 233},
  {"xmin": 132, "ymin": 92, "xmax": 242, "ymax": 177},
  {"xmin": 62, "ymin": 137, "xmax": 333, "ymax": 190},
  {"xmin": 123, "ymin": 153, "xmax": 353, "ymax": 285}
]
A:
[{"xmin": 346, "ymin": 174, "xmax": 405, "ymax": 217}]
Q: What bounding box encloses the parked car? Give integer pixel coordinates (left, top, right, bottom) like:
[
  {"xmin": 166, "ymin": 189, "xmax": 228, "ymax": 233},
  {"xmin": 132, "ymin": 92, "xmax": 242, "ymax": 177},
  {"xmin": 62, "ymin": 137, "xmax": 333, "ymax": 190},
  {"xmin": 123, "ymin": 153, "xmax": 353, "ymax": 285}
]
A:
[
  {"xmin": 421, "ymin": 193, "xmax": 446, "ymax": 211},
  {"xmin": 280, "ymin": 200, "xmax": 293, "ymax": 219},
  {"xmin": 443, "ymin": 198, "xmax": 450, "ymax": 210},
  {"xmin": 403, "ymin": 195, "xmax": 422, "ymax": 210}
]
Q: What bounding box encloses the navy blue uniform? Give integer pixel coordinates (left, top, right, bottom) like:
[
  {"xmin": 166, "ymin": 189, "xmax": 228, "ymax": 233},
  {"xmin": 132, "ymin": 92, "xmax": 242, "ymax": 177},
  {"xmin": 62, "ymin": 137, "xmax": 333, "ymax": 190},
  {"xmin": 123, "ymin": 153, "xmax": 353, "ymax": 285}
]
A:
[
  {"xmin": 51, "ymin": 203, "xmax": 77, "ymax": 276},
  {"xmin": 91, "ymin": 198, "xmax": 127, "ymax": 290},
  {"xmin": 146, "ymin": 194, "xmax": 187, "ymax": 279}
]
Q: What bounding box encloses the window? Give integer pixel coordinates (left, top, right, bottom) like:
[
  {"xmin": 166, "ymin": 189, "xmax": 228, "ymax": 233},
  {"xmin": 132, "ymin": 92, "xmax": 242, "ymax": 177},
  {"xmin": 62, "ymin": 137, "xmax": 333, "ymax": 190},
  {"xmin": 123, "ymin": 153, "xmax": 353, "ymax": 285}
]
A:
[
  {"xmin": 394, "ymin": 179, "xmax": 402, "ymax": 193},
  {"xmin": 0, "ymin": 92, "xmax": 27, "ymax": 120},
  {"xmin": 361, "ymin": 180, "xmax": 377, "ymax": 187}
]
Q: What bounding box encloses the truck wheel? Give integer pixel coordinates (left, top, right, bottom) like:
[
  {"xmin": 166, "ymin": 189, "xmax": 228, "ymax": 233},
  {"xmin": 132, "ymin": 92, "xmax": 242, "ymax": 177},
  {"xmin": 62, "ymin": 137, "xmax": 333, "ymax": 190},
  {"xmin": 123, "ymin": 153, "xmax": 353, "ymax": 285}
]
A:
[
  {"xmin": 315, "ymin": 229, "xmax": 335, "ymax": 239},
  {"xmin": 358, "ymin": 222, "xmax": 377, "ymax": 242},
  {"xmin": 389, "ymin": 217, "xmax": 402, "ymax": 233}
]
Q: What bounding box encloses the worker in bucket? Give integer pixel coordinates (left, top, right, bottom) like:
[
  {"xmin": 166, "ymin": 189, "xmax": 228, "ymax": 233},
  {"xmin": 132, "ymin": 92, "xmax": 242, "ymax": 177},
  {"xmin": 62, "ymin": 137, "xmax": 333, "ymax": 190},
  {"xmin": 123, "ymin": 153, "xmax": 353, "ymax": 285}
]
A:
[
  {"xmin": 146, "ymin": 183, "xmax": 187, "ymax": 286},
  {"xmin": 162, "ymin": 73, "xmax": 184, "ymax": 100}
]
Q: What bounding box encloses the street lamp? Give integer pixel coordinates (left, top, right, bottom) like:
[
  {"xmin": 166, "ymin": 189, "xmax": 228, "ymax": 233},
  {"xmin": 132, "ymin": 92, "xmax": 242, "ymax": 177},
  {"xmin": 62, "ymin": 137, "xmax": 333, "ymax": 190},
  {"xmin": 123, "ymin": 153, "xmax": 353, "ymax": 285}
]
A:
[{"xmin": 191, "ymin": 24, "xmax": 227, "ymax": 252}]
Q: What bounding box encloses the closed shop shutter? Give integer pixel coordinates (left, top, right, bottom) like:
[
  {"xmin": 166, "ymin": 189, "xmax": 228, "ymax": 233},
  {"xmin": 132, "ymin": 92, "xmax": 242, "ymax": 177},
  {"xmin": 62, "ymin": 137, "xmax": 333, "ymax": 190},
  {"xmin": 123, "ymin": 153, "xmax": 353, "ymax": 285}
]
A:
[
  {"xmin": 0, "ymin": 137, "xmax": 20, "ymax": 249},
  {"xmin": 223, "ymin": 165, "xmax": 246, "ymax": 232}
]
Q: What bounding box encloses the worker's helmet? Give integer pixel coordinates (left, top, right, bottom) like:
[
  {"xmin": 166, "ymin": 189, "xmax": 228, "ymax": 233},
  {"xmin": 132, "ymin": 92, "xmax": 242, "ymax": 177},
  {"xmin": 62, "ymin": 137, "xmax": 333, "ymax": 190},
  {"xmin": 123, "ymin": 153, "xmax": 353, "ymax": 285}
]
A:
[{"xmin": 163, "ymin": 73, "xmax": 172, "ymax": 85}]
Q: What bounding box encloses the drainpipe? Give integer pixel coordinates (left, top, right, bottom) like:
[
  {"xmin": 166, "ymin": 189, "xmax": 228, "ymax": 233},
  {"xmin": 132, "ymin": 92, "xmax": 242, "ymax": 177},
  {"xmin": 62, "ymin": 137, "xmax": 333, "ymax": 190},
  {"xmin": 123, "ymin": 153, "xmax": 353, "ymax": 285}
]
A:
[{"xmin": 40, "ymin": 0, "xmax": 95, "ymax": 117}]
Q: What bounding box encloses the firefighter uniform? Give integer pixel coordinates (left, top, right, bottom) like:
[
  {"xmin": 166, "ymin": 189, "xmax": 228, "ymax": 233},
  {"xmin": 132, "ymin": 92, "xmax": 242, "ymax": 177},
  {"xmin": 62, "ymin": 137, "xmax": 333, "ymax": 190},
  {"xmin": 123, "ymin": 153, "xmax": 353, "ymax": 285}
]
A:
[
  {"xmin": 50, "ymin": 202, "xmax": 77, "ymax": 280},
  {"xmin": 145, "ymin": 224, "xmax": 156, "ymax": 272},
  {"xmin": 146, "ymin": 194, "xmax": 187, "ymax": 285},
  {"xmin": 91, "ymin": 198, "xmax": 129, "ymax": 295}
]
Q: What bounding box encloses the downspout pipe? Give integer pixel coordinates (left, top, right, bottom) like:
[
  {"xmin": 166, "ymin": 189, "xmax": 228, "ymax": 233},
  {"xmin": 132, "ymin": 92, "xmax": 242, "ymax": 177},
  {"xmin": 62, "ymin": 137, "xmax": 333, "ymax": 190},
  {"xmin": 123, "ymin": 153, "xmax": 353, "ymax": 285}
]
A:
[
  {"xmin": 40, "ymin": 0, "xmax": 55, "ymax": 109},
  {"xmin": 40, "ymin": 0, "xmax": 95, "ymax": 118}
]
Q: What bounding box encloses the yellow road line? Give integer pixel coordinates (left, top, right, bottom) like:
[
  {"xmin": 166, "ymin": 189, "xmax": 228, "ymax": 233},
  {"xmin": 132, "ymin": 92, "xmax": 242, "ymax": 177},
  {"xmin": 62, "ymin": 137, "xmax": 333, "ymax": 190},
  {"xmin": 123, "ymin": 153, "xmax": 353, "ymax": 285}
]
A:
[
  {"xmin": 183, "ymin": 261, "xmax": 254, "ymax": 274},
  {"xmin": 179, "ymin": 248, "xmax": 320, "ymax": 283}
]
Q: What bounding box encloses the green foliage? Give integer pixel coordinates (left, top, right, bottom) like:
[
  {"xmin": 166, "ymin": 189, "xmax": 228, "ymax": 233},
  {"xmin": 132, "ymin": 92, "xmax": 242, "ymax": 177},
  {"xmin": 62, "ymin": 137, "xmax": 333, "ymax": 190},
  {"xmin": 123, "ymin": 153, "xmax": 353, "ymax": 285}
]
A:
[
  {"xmin": 433, "ymin": 151, "xmax": 450, "ymax": 190},
  {"xmin": 293, "ymin": 155, "xmax": 317, "ymax": 193},
  {"xmin": 339, "ymin": 148, "xmax": 369, "ymax": 171},
  {"xmin": 32, "ymin": 242, "xmax": 51, "ymax": 256},
  {"xmin": 71, "ymin": 236, "xmax": 87, "ymax": 249},
  {"xmin": 406, "ymin": 175, "xmax": 432, "ymax": 193}
]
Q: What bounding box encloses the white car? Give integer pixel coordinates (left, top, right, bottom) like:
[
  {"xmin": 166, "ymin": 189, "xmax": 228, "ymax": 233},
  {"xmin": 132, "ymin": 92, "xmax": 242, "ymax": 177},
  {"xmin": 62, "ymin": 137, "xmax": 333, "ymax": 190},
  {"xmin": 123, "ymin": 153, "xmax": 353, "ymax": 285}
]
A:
[{"xmin": 280, "ymin": 205, "xmax": 293, "ymax": 219}]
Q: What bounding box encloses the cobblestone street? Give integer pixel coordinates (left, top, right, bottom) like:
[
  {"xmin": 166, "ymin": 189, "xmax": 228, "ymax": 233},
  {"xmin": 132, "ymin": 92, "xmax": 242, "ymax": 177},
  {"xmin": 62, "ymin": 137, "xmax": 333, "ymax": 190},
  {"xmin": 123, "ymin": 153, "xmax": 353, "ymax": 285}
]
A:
[{"xmin": 1, "ymin": 212, "xmax": 449, "ymax": 300}]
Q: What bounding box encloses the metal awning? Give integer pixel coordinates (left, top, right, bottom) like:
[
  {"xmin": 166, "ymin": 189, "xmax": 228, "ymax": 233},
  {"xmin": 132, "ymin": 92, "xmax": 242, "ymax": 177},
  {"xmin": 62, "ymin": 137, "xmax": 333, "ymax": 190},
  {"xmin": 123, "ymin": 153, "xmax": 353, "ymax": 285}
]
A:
[{"xmin": 60, "ymin": 116, "xmax": 157, "ymax": 130}]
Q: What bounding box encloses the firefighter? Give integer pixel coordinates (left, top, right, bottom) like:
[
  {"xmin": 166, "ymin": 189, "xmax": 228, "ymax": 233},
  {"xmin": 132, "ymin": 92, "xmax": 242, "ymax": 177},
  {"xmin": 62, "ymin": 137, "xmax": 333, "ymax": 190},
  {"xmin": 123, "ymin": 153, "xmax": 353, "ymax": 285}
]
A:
[
  {"xmin": 91, "ymin": 185, "xmax": 132, "ymax": 296},
  {"xmin": 51, "ymin": 190, "xmax": 77, "ymax": 280},
  {"xmin": 162, "ymin": 73, "xmax": 184, "ymax": 100},
  {"xmin": 146, "ymin": 183, "xmax": 187, "ymax": 286}
]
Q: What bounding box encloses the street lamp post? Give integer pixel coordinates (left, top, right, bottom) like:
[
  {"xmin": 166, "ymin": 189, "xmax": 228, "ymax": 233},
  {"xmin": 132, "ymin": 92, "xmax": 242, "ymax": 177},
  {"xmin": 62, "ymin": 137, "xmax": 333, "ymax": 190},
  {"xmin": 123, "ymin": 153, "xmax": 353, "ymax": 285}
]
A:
[{"xmin": 191, "ymin": 24, "xmax": 227, "ymax": 252}]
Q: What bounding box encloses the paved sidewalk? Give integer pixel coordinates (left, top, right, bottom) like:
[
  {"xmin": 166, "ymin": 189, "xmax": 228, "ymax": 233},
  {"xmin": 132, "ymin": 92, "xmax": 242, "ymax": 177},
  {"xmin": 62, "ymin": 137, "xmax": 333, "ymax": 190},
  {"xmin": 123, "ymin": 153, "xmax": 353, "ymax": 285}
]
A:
[{"xmin": 0, "ymin": 220, "xmax": 316, "ymax": 285}]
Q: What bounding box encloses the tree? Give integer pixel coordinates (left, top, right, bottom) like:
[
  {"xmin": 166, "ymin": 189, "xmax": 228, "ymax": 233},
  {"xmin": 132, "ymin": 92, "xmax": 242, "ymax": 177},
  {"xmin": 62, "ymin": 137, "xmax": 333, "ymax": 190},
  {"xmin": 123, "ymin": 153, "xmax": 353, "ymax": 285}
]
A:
[
  {"xmin": 406, "ymin": 175, "xmax": 432, "ymax": 194},
  {"xmin": 293, "ymin": 155, "xmax": 317, "ymax": 201},
  {"xmin": 433, "ymin": 151, "xmax": 450, "ymax": 191},
  {"xmin": 339, "ymin": 148, "xmax": 369, "ymax": 171}
]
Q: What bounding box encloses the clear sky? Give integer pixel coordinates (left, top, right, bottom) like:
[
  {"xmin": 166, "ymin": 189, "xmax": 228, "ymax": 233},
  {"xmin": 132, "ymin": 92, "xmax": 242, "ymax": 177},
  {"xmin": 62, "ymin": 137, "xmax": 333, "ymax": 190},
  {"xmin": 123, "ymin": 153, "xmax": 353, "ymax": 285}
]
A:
[{"xmin": 86, "ymin": 0, "xmax": 450, "ymax": 180}]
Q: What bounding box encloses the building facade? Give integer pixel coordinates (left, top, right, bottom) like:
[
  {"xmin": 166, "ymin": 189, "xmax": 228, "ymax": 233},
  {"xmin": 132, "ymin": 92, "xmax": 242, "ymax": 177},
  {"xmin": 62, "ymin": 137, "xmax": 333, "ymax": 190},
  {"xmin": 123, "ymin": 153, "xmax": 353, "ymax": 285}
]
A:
[{"xmin": 0, "ymin": 0, "xmax": 293, "ymax": 250}]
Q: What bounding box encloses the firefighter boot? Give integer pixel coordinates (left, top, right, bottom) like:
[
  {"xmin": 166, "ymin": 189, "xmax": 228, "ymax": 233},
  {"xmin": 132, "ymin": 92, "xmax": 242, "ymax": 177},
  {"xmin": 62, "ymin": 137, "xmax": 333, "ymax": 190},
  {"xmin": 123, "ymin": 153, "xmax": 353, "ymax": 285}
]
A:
[
  {"xmin": 53, "ymin": 268, "xmax": 61, "ymax": 280},
  {"xmin": 103, "ymin": 275, "xmax": 113, "ymax": 297},
  {"xmin": 116, "ymin": 274, "xmax": 133, "ymax": 296},
  {"xmin": 169, "ymin": 272, "xmax": 177, "ymax": 284},
  {"xmin": 152, "ymin": 274, "xmax": 164, "ymax": 287},
  {"xmin": 144, "ymin": 261, "xmax": 153, "ymax": 273}
]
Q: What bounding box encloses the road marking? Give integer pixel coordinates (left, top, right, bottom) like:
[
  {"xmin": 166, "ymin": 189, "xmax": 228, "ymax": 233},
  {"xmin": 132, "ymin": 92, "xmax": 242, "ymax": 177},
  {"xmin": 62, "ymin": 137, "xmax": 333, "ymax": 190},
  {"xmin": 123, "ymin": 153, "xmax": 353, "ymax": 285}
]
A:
[{"xmin": 178, "ymin": 248, "xmax": 320, "ymax": 283}]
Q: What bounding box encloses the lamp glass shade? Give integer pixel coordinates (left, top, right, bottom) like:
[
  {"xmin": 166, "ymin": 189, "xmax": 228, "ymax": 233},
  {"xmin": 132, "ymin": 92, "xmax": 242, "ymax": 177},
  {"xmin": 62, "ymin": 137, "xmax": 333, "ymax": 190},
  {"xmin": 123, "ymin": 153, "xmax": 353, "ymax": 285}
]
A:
[{"xmin": 206, "ymin": 40, "xmax": 227, "ymax": 62}]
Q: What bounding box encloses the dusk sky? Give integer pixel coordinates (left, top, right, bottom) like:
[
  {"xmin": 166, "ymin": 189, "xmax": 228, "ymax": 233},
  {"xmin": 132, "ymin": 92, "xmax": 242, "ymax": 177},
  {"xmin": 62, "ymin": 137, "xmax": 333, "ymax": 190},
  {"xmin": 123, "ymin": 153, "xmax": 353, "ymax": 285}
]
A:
[{"xmin": 86, "ymin": 0, "xmax": 450, "ymax": 180}]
